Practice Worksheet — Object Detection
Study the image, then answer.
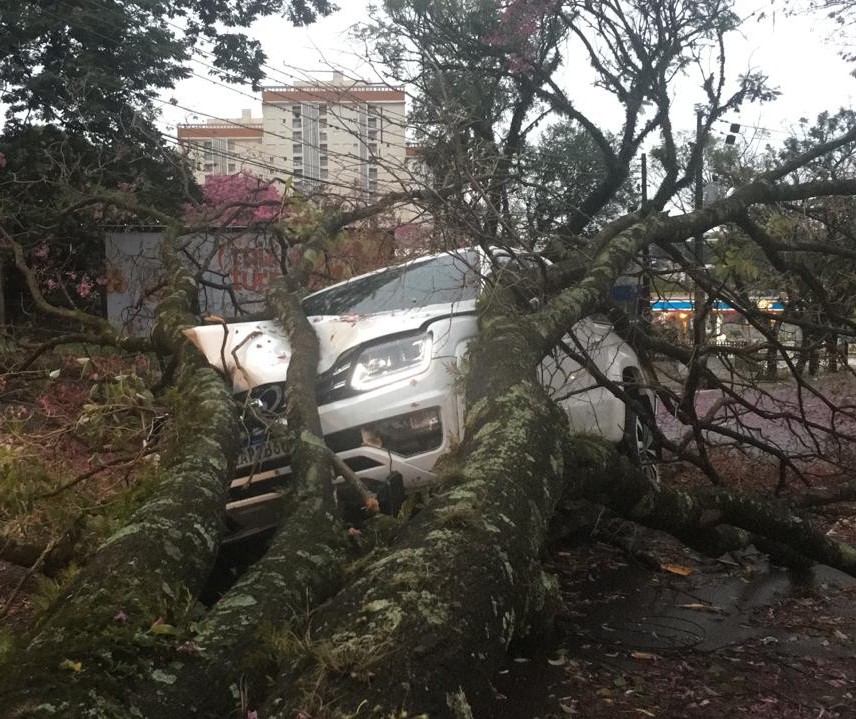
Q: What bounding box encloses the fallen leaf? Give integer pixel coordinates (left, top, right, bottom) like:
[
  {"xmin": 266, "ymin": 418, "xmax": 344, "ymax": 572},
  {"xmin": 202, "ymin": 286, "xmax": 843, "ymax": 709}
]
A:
[
  {"xmin": 634, "ymin": 709, "xmax": 656, "ymax": 717},
  {"xmin": 630, "ymin": 651, "xmax": 660, "ymax": 661},
  {"xmin": 677, "ymin": 602, "xmax": 724, "ymax": 613},
  {"xmin": 660, "ymin": 563, "xmax": 695, "ymax": 576},
  {"xmin": 59, "ymin": 659, "xmax": 82, "ymax": 672},
  {"xmin": 548, "ymin": 655, "xmax": 567, "ymax": 666},
  {"xmin": 149, "ymin": 621, "xmax": 178, "ymax": 636}
]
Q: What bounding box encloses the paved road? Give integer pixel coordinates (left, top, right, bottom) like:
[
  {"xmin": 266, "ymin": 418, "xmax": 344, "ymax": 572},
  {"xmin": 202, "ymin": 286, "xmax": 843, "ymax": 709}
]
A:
[{"xmin": 655, "ymin": 372, "xmax": 856, "ymax": 458}]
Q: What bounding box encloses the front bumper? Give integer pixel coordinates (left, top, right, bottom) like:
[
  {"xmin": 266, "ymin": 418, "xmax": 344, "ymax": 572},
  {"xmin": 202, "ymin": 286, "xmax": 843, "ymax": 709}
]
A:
[{"xmin": 225, "ymin": 357, "xmax": 462, "ymax": 538}]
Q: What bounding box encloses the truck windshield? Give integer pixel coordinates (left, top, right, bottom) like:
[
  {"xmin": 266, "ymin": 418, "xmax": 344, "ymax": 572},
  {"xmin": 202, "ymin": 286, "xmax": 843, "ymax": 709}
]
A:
[{"xmin": 301, "ymin": 251, "xmax": 481, "ymax": 316}]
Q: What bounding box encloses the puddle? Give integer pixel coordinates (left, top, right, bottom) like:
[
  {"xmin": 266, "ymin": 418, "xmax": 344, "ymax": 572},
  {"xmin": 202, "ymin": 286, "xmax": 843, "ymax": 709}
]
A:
[{"xmin": 492, "ymin": 537, "xmax": 856, "ymax": 717}]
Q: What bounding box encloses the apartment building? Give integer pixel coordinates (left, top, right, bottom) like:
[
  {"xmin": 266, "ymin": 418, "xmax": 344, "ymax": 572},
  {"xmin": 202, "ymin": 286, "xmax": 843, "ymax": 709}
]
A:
[
  {"xmin": 177, "ymin": 109, "xmax": 265, "ymax": 181},
  {"xmin": 177, "ymin": 75, "xmax": 407, "ymax": 202}
]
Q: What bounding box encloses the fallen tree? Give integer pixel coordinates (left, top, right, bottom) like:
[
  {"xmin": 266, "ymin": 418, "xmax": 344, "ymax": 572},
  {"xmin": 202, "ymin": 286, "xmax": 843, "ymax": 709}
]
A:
[{"xmin": 4, "ymin": 1, "xmax": 856, "ymax": 717}]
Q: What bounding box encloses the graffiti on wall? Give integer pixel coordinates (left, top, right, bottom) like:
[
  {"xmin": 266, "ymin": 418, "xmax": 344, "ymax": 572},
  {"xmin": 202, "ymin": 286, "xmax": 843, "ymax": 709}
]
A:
[{"xmin": 105, "ymin": 230, "xmax": 284, "ymax": 335}]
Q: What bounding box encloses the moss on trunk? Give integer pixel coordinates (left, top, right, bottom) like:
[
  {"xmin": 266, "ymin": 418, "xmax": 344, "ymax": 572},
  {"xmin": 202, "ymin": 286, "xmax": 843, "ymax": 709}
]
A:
[
  {"xmin": 263, "ymin": 282, "xmax": 570, "ymax": 717},
  {"xmin": 133, "ymin": 281, "xmax": 356, "ymax": 719}
]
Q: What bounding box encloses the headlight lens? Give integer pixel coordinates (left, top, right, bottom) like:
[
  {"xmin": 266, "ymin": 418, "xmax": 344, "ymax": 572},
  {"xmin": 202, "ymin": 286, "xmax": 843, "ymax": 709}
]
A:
[{"xmin": 350, "ymin": 332, "xmax": 433, "ymax": 391}]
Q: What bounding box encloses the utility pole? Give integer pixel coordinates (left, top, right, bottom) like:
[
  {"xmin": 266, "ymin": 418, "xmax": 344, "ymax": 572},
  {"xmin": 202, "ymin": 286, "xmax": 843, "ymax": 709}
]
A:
[
  {"xmin": 638, "ymin": 153, "xmax": 651, "ymax": 321},
  {"xmin": 693, "ymin": 109, "xmax": 706, "ymax": 347}
]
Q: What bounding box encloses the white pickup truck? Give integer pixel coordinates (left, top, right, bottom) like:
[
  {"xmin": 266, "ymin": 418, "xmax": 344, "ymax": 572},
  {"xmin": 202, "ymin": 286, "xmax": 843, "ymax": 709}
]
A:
[{"xmin": 186, "ymin": 247, "xmax": 658, "ymax": 537}]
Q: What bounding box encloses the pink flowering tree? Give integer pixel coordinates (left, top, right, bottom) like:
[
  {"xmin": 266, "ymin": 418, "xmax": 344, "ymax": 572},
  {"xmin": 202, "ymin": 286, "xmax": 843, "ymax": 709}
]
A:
[
  {"xmin": 483, "ymin": 0, "xmax": 561, "ymax": 72},
  {"xmin": 184, "ymin": 172, "xmax": 285, "ymax": 227}
]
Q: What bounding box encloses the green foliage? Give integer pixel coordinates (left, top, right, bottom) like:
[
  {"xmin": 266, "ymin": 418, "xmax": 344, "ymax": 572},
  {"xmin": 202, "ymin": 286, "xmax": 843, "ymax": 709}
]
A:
[
  {"xmin": 0, "ymin": 446, "xmax": 56, "ymax": 518},
  {"xmin": 1, "ymin": 0, "xmax": 336, "ymax": 129},
  {"xmin": 0, "ymin": 0, "xmax": 336, "ymax": 320},
  {"xmin": 523, "ymin": 120, "xmax": 635, "ymax": 236},
  {"xmin": 76, "ymin": 373, "xmax": 158, "ymax": 449},
  {"xmin": 0, "ymin": 629, "xmax": 15, "ymax": 665},
  {"xmin": 710, "ymin": 239, "xmax": 762, "ymax": 283}
]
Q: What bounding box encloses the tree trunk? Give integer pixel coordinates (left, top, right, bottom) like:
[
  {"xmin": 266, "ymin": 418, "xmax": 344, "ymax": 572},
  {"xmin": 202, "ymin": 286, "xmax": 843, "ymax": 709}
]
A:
[
  {"xmin": 262, "ymin": 219, "xmax": 662, "ymax": 717},
  {"xmin": 134, "ymin": 282, "xmax": 357, "ymax": 719},
  {"xmin": 267, "ymin": 348, "xmax": 568, "ymax": 717}
]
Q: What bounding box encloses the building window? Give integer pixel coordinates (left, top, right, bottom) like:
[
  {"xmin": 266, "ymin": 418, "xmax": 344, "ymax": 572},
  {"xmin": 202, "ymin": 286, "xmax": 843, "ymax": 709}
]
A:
[
  {"xmin": 228, "ymin": 163, "xmax": 236, "ymax": 173},
  {"xmin": 319, "ymin": 104, "xmax": 327, "ymax": 115},
  {"xmin": 320, "ymin": 156, "xmax": 328, "ymax": 166},
  {"xmin": 320, "ymin": 131, "xmax": 327, "ymax": 142},
  {"xmin": 293, "ymin": 131, "xmax": 302, "ymax": 142},
  {"xmin": 292, "ymin": 143, "xmax": 302, "ymax": 155},
  {"xmin": 320, "ymin": 143, "xmax": 327, "ymax": 153},
  {"xmin": 321, "ymin": 168, "xmax": 329, "ymax": 179},
  {"xmin": 320, "ymin": 117, "xmax": 327, "ymax": 129}
]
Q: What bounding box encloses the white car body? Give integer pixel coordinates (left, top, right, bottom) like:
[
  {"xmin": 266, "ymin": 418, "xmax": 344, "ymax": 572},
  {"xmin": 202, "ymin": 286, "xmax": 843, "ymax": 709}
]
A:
[{"xmin": 185, "ymin": 248, "xmax": 654, "ymax": 536}]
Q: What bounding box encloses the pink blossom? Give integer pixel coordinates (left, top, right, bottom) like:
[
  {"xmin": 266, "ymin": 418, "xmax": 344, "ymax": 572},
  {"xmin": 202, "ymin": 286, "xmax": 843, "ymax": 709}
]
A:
[
  {"xmin": 483, "ymin": 0, "xmax": 561, "ymax": 70},
  {"xmin": 33, "ymin": 243, "xmax": 50, "ymax": 259},
  {"xmin": 114, "ymin": 610, "xmax": 128, "ymax": 623},
  {"xmin": 185, "ymin": 172, "xmax": 284, "ymax": 227}
]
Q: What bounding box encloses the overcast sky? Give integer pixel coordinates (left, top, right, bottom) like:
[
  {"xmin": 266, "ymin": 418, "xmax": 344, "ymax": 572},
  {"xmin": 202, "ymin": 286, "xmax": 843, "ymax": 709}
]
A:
[{"xmin": 158, "ymin": 1, "xmax": 855, "ymax": 150}]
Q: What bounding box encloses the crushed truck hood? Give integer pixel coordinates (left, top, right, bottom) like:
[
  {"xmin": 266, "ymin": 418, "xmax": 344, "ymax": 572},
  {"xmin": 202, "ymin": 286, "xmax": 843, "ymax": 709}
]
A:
[{"xmin": 183, "ymin": 303, "xmax": 467, "ymax": 393}]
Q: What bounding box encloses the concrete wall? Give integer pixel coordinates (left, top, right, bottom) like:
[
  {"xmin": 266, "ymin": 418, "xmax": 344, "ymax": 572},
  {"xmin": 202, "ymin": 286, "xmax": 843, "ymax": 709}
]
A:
[{"xmin": 105, "ymin": 229, "xmax": 282, "ymax": 335}]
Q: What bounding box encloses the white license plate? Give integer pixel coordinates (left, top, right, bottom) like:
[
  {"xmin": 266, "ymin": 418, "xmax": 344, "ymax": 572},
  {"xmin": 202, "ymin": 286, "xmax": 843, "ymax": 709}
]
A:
[{"xmin": 236, "ymin": 436, "xmax": 290, "ymax": 471}]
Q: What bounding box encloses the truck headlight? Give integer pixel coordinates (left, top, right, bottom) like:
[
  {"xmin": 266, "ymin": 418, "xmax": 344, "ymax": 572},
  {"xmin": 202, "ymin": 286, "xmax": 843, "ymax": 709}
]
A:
[{"xmin": 350, "ymin": 332, "xmax": 433, "ymax": 391}]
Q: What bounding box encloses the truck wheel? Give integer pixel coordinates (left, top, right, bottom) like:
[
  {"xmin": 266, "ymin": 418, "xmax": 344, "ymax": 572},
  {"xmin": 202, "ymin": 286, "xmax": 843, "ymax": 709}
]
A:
[{"xmin": 621, "ymin": 396, "xmax": 660, "ymax": 483}]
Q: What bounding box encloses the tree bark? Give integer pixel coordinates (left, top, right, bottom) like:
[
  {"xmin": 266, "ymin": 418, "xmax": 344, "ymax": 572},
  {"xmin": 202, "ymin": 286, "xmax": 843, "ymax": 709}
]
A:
[
  {"xmin": 260, "ymin": 219, "xmax": 658, "ymax": 717},
  {"xmin": 134, "ymin": 281, "xmax": 357, "ymax": 719}
]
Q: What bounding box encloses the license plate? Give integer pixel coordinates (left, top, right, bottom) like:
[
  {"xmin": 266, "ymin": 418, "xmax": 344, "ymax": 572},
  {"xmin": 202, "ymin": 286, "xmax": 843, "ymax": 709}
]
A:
[{"xmin": 236, "ymin": 435, "xmax": 290, "ymax": 471}]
